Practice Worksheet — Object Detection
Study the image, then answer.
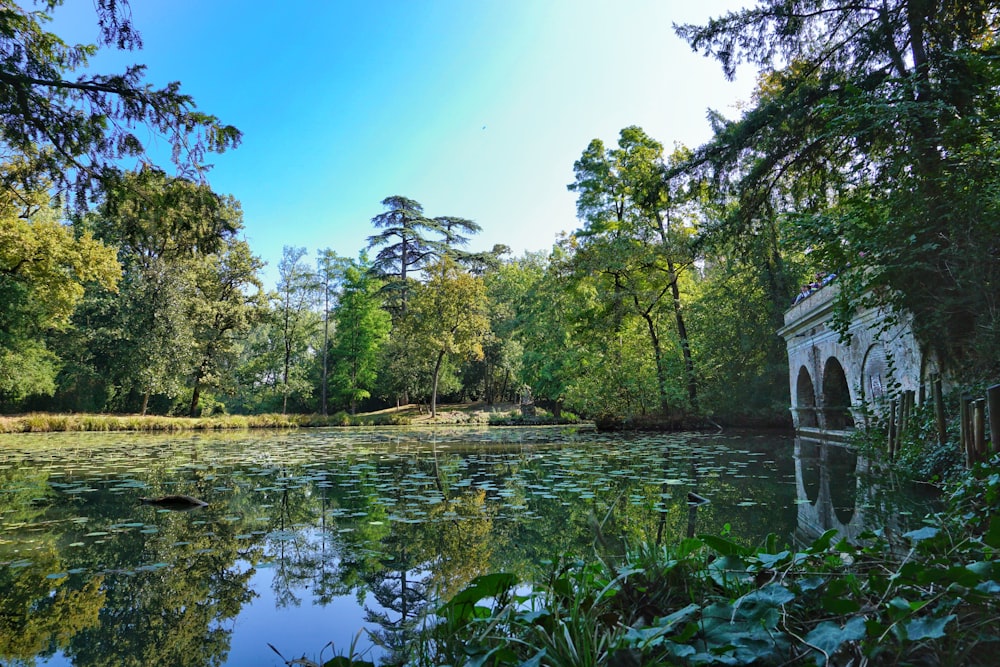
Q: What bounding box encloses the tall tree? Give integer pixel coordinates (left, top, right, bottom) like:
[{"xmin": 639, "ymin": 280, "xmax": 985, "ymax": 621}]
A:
[
  {"xmin": 404, "ymin": 257, "xmax": 490, "ymax": 417},
  {"xmin": 676, "ymin": 1, "xmax": 1000, "ymax": 378},
  {"xmin": 512, "ymin": 246, "xmax": 582, "ymax": 414},
  {"xmin": 86, "ymin": 169, "xmax": 242, "ymax": 414},
  {"xmin": 0, "ymin": 179, "xmax": 119, "ymax": 404},
  {"xmin": 187, "ymin": 237, "xmax": 265, "ymax": 416},
  {"xmin": 568, "ymin": 127, "xmax": 701, "ymax": 414},
  {"xmin": 274, "ymin": 246, "xmax": 319, "ymax": 414},
  {"xmin": 366, "ymin": 196, "xmax": 446, "ymax": 316},
  {"xmin": 316, "ymin": 249, "xmax": 351, "ymax": 416},
  {"xmin": 328, "ymin": 257, "xmax": 391, "ymax": 415},
  {"xmin": 0, "ymin": 0, "xmax": 240, "ymax": 203}
]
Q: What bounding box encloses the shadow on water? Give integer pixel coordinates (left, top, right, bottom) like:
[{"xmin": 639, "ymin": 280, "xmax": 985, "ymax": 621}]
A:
[{"xmin": 0, "ymin": 427, "xmax": 939, "ymax": 666}]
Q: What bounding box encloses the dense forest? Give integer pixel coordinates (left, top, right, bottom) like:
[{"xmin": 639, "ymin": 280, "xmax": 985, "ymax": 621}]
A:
[{"xmin": 2, "ymin": 1, "xmax": 998, "ymax": 426}]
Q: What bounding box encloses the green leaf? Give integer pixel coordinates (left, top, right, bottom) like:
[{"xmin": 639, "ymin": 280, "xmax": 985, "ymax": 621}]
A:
[
  {"xmin": 735, "ymin": 583, "xmax": 795, "ymax": 610},
  {"xmin": 700, "ymin": 533, "xmax": 751, "ymax": 557},
  {"xmin": 804, "ymin": 616, "xmax": 866, "ymax": 666},
  {"xmin": 821, "ymin": 594, "xmax": 861, "ymax": 615},
  {"xmin": 902, "ymin": 526, "xmax": 940, "ymax": 542},
  {"xmin": 708, "ymin": 555, "xmax": 752, "ymax": 589},
  {"xmin": 806, "ymin": 529, "xmax": 840, "ymax": 553},
  {"xmin": 438, "ymin": 572, "xmax": 517, "ymax": 624},
  {"xmin": 517, "ymin": 650, "xmax": 546, "ymax": 667},
  {"xmin": 903, "ymin": 614, "xmax": 956, "ymax": 641},
  {"xmin": 622, "ymin": 603, "xmax": 700, "ymax": 648},
  {"xmin": 983, "ymin": 516, "xmax": 1000, "ymax": 549}
]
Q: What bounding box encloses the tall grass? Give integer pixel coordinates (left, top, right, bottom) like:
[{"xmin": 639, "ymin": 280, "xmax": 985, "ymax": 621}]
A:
[{"xmin": 0, "ymin": 411, "xmax": 412, "ymax": 434}]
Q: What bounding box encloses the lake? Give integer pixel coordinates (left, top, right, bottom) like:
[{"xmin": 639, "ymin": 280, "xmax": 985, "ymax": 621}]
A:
[{"xmin": 0, "ymin": 427, "xmax": 937, "ymax": 666}]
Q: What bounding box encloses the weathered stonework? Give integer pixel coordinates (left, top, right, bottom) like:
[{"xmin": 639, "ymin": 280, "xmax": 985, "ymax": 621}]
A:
[{"xmin": 778, "ymin": 282, "xmax": 925, "ymax": 435}]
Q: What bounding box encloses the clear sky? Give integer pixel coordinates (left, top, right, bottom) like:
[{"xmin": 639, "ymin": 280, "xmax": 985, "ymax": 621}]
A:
[{"xmin": 59, "ymin": 1, "xmax": 758, "ymax": 287}]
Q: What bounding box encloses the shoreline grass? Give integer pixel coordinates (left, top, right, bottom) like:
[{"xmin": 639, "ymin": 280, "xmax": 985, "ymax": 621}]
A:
[
  {"xmin": 0, "ymin": 411, "xmax": 414, "ymax": 434},
  {"xmin": 0, "ymin": 405, "xmax": 586, "ymax": 434}
]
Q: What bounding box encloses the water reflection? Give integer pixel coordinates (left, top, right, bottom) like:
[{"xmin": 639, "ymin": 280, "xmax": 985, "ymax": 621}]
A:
[
  {"xmin": 792, "ymin": 436, "xmax": 931, "ymax": 546},
  {"xmin": 0, "ymin": 428, "xmax": 935, "ymax": 666}
]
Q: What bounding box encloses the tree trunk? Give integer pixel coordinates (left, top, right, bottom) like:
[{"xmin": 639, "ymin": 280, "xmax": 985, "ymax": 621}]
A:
[
  {"xmin": 430, "ymin": 350, "xmax": 445, "ymax": 417},
  {"xmin": 141, "ymin": 389, "xmax": 150, "ymax": 416},
  {"xmin": 321, "ymin": 282, "xmax": 330, "ymax": 416},
  {"xmin": 189, "ymin": 383, "xmax": 202, "ymax": 417},
  {"xmin": 640, "ymin": 309, "xmax": 671, "ymax": 416},
  {"xmin": 667, "ymin": 259, "xmax": 698, "ymax": 412}
]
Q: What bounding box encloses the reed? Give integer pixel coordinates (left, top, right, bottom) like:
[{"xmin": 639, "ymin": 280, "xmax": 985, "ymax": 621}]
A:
[{"xmin": 0, "ymin": 411, "xmax": 413, "ymax": 434}]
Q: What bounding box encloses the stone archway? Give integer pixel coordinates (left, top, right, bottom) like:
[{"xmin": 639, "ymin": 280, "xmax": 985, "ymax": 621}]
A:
[
  {"xmin": 796, "ymin": 366, "xmax": 819, "ymax": 427},
  {"xmin": 861, "ymin": 343, "xmax": 887, "ymax": 406},
  {"xmin": 822, "ymin": 357, "xmax": 855, "ymax": 430}
]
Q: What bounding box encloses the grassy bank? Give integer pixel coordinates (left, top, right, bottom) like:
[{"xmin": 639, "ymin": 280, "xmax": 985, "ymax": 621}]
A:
[
  {"xmin": 0, "ymin": 411, "xmax": 412, "ymax": 434},
  {"xmin": 0, "ymin": 403, "xmax": 585, "ymax": 434}
]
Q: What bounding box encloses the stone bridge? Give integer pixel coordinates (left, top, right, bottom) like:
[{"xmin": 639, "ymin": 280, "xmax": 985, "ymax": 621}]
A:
[{"xmin": 777, "ymin": 281, "xmax": 925, "ymax": 439}]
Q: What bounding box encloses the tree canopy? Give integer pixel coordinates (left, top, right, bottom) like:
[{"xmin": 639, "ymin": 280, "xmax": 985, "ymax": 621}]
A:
[
  {"xmin": 675, "ymin": 0, "xmax": 1000, "ymax": 377},
  {"xmin": 0, "ymin": 0, "xmax": 240, "ymax": 204}
]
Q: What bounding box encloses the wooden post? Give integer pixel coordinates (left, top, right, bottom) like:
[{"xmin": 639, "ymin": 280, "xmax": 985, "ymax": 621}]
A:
[
  {"xmin": 887, "ymin": 397, "xmax": 897, "ymax": 459},
  {"xmin": 906, "ymin": 390, "xmax": 916, "ymax": 432},
  {"xmin": 988, "ymin": 384, "xmax": 1000, "ymax": 454},
  {"xmin": 933, "ymin": 375, "xmax": 947, "ymax": 446},
  {"xmin": 960, "ymin": 396, "xmax": 972, "ymax": 467},
  {"xmin": 973, "ymin": 399, "xmax": 986, "ymax": 462}
]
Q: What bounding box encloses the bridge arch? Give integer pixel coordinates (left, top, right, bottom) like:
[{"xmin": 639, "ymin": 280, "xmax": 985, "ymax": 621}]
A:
[
  {"xmin": 861, "ymin": 343, "xmax": 887, "ymax": 404},
  {"xmin": 796, "ymin": 366, "xmax": 819, "ymax": 427},
  {"xmin": 822, "ymin": 356, "xmax": 854, "ymax": 430}
]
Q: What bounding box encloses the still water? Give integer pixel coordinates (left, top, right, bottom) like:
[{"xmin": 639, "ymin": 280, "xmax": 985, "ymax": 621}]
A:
[{"xmin": 0, "ymin": 427, "xmax": 936, "ymax": 666}]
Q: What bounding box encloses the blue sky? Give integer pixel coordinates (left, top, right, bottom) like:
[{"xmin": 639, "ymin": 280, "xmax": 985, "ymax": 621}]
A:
[{"xmin": 60, "ymin": 1, "xmax": 758, "ymax": 286}]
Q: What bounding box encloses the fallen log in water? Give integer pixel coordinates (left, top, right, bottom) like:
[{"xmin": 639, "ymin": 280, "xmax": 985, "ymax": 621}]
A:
[{"xmin": 139, "ymin": 494, "xmax": 208, "ymax": 510}]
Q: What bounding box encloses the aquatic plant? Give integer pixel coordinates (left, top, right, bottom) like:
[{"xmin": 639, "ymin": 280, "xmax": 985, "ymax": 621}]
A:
[{"xmin": 431, "ymin": 454, "xmax": 1000, "ymax": 665}]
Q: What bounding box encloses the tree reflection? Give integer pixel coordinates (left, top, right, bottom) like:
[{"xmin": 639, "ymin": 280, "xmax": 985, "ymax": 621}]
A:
[
  {"xmin": 63, "ymin": 509, "xmax": 256, "ymax": 667},
  {"xmin": 0, "ymin": 547, "xmax": 105, "ymax": 665}
]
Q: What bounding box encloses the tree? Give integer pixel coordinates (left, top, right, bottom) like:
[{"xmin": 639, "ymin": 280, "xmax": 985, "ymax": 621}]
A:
[
  {"xmin": 366, "ymin": 196, "xmax": 483, "ymax": 316},
  {"xmin": 0, "ymin": 179, "xmax": 119, "ymax": 403},
  {"xmin": 316, "ymin": 249, "xmax": 351, "ymax": 415},
  {"xmin": 676, "ymin": 1, "xmax": 1000, "ymax": 378},
  {"xmin": 366, "ymin": 196, "xmax": 447, "ymax": 315},
  {"xmin": 187, "ymin": 237, "xmax": 265, "ymax": 416},
  {"xmin": 511, "ymin": 246, "xmax": 582, "ymax": 414},
  {"xmin": 0, "ymin": 0, "xmax": 240, "ymax": 203},
  {"xmin": 329, "ymin": 257, "xmax": 391, "ymax": 415},
  {"xmin": 405, "ymin": 257, "xmax": 490, "ymax": 417},
  {"xmin": 568, "ymin": 127, "xmax": 701, "ymax": 415},
  {"xmin": 84, "ymin": 169, "xmax": 243, "ymax": 414},
  {"xmin": 274, "ymin": 246, "xmax": 319, "ymax": 414}
]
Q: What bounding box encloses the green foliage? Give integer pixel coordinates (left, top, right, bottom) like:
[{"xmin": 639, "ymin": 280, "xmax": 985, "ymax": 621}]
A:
[
  {"xmin": 328, "ymin": 258, "xmax": 391, "ymax": 414},
  {"xmin": 676, "ymin": 1, "xmax": 1000, "ymax": 381},
  {"xmin": 0, "ymin": 182, "xmax": 119, "ymax": 404},
  {"xmin": 402, "ymin": 257, "xmax": 490, "ymax": 416},
  {"xmin": 687, "ymin": 257, "xmax": 793, "ymax": 425},
  {"xmin": 366, "ymin": 196, "xmax": 481, "ymax": 316},
  {"xmin": 0, "ymin": 1, "xmax": 240, "ymax": 203},
  {"xmin": 429, "ymin": 457, "xmax": 1000, "ymax": 665},
  {"xmin": 567, "ymin": 127, "xmax": 701, "ymax": 415}
]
